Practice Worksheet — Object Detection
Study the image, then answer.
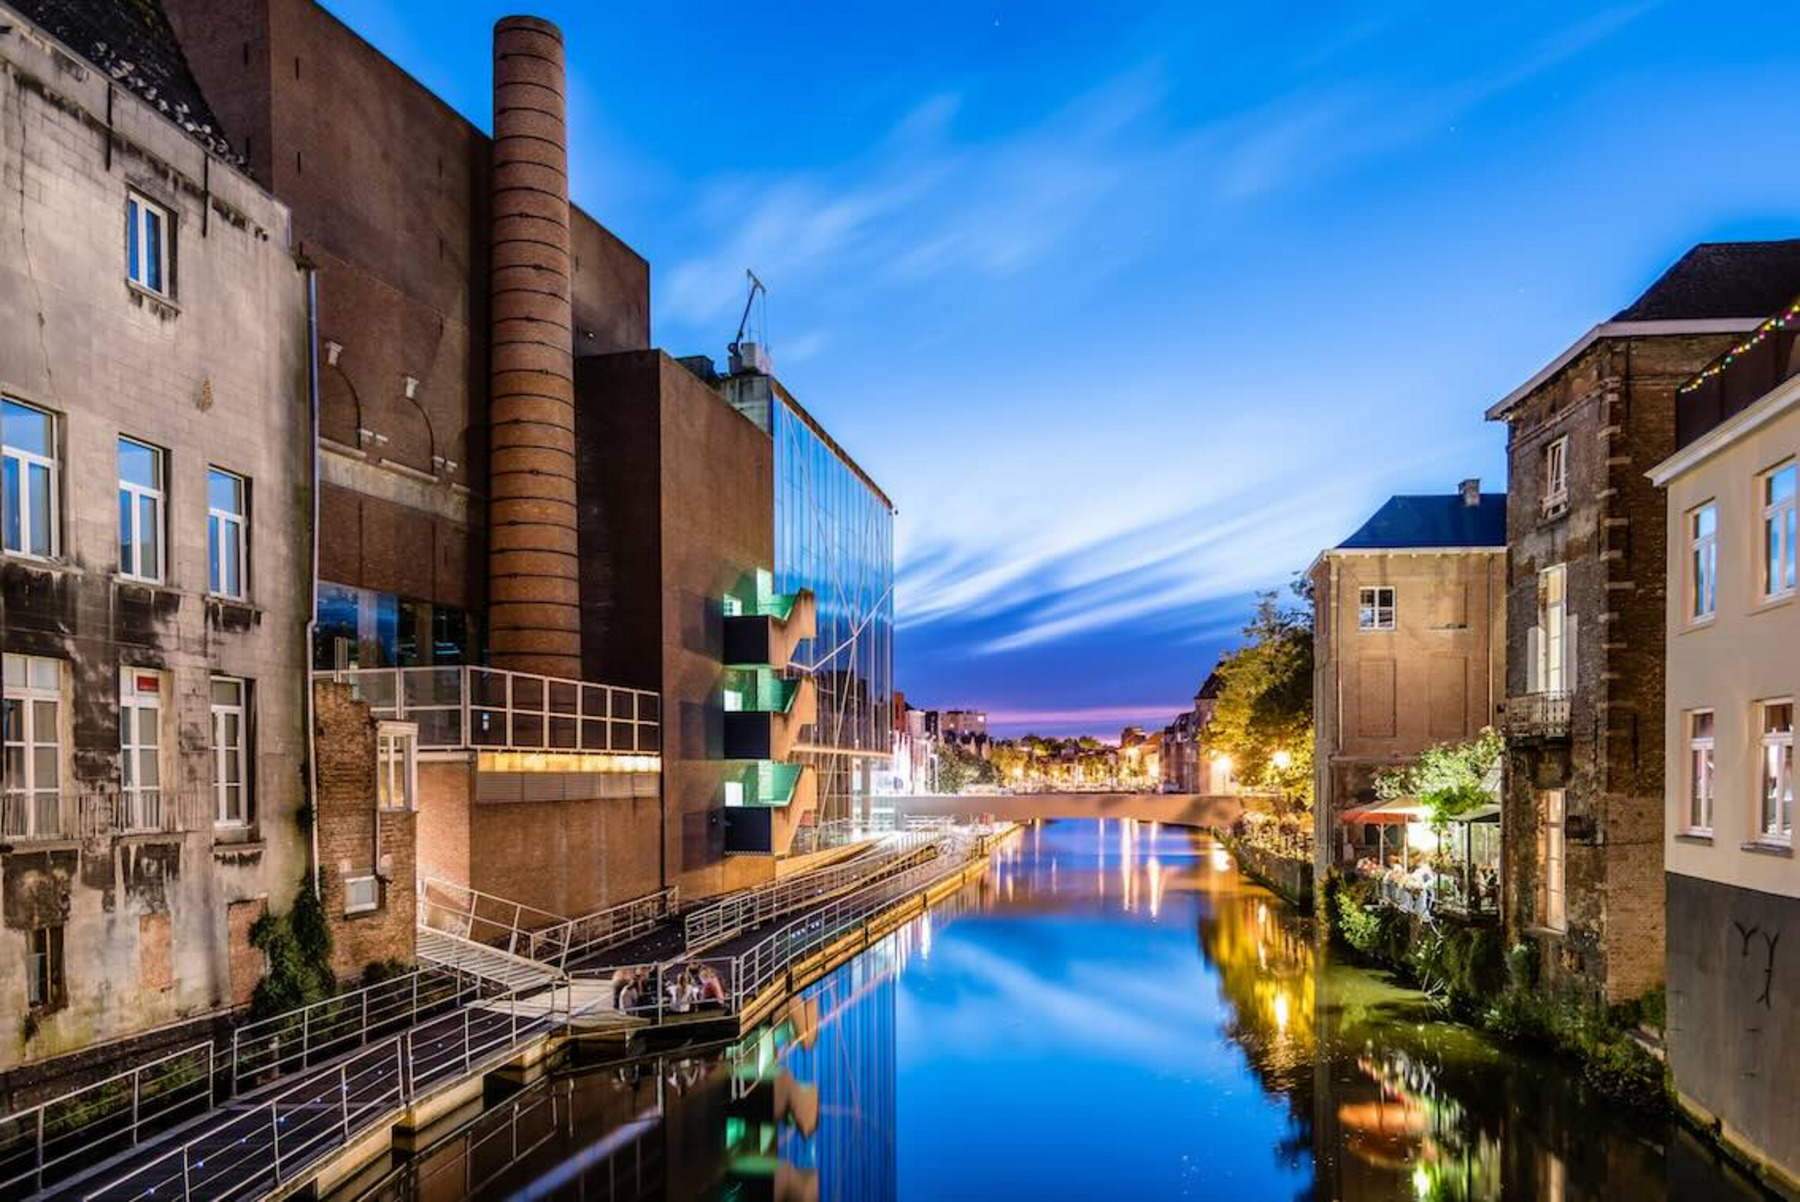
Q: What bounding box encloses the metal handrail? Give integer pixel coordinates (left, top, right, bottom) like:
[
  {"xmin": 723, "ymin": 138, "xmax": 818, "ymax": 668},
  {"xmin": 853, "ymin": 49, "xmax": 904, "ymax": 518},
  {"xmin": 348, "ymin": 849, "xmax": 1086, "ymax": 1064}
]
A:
[
  {"xmin": 0, "ymin": 1040, "xmax": 213, "ymax": 1196},
  {"xmin": 419, "ymin": 877, "xmax": 571, "ymax": 959},
  {"xmin": 228, "ymin": 966, "xmax": 483, "ymax": 1092},
  {"xmin": 556, "ymin": 887, "xmax": 678, "ymax": 966},
  {"xmin": 682, "ymin": 833, "xmax": 936, "ymax": 952},
  {"xmin": 78, "ymin": 982, "xmax": 579, "ymax": 1202}
]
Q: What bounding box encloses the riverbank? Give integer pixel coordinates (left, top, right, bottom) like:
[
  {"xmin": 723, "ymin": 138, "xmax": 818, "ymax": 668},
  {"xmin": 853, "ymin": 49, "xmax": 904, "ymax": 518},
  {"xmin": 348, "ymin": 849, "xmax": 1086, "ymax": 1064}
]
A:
[{"xmin": 1216, "ymin": 830, "xmax": 1313, "ymax": 908}]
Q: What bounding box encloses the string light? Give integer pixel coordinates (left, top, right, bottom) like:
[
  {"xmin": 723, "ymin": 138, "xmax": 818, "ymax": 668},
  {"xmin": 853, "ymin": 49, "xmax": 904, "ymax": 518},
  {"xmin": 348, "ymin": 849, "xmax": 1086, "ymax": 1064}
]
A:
[{"xmin": 1679, "ymin": 299, "xmax": 1800, "ymax": 394}]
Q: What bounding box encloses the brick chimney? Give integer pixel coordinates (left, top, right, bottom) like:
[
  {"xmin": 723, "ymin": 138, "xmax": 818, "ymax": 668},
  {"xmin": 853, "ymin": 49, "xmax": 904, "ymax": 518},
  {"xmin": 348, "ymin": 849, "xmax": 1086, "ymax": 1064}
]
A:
[
  {"xmin": 1460, "ymin": 478, "xmax": 1481, "ymax": 508},
  {"xmin": 486, "ymin": 16, "xmax": 581, "ymax": 677}
]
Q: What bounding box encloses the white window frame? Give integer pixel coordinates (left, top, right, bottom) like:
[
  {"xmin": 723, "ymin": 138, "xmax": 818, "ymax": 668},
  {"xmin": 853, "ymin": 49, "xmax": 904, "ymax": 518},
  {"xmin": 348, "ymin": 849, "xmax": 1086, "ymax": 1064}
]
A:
[
  {"xmin": 1689, "ymin": 502, "xmax": 1717, "ymax": 624},
  {"xmin": 127, "ymin": 191, "xmax": 170, "ymax": 296},
  {"xmin": 342, "ymin": 874, "xmax": 379, "ymax": 915},
  {"xmin": 3, "ymin": 654, "xmax": 61, "ymax": 839},
  {"xmin": 212, "ymin": 676, "xmax": 249, "ymax": 827},
  {"xmin": 1543, "ymin": 436, "xmax": 1569, "ymax": 514},
  {"xmin": 1758, "ymin": 699, "xmax": 1793, "ymax": 844},
  {"xmin": 118, "ymin": 437, "xmax": 165, "ymax": 584},
  {"xmin": 1686, "ymin": 709, "xmax": 1714, "ymax": 835},
  {"xmin": 207, "ymin": 468, "xmax": 248, "ymax": 600},
  {"xmin": 1539, "ymin": 565, "xmax": 1568, "ymax": 694},
  {"xmin": 1761, "ymin": 461, "xmax": 1797, "ymax": 602},
  {"xmin": 120, "ymin": 668, "xmax": 165, "ymax": 832},
  {"xmin": 1542, "ymin": 788, "xmax": 1566, "ymax": 932},
  {"xmin": 376, "ymin": 722, "xmax": 417, "ymax": 813},
  {"xmin": 1357, "ymin": 586, "xmax": 1396, "ymax": 631},
  {"xmin": 3, "ymin": 398, "xmax": 59, "ymax": 561}
]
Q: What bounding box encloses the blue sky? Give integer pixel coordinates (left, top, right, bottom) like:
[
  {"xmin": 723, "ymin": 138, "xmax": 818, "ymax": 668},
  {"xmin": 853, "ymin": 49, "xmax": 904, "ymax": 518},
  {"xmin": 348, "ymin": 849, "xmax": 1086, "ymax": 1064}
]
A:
[{"xmin": 327, "ymin": 0, "xmax": 1800, "ymax": 738}]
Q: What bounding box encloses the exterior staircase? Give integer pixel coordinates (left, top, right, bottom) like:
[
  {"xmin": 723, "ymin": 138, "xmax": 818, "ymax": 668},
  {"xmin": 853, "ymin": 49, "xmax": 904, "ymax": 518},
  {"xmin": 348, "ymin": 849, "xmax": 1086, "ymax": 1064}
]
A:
[{"xmin": 416, "ymin": 927, "xmax": 563, "ymax": 992}]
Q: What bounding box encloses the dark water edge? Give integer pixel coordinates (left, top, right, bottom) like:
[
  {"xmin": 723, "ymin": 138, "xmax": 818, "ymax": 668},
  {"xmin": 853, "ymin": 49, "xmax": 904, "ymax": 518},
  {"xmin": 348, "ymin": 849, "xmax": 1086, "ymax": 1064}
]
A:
[{"xmin": 346, "ymin": 819, "xmax": 1770, "ymax": 1201}]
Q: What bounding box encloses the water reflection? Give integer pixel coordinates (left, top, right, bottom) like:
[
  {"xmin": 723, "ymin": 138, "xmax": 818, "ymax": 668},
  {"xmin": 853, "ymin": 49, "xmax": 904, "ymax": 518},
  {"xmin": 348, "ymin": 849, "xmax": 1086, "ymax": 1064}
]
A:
[{"xmin": 355, "ymin": 819, "xmax": 1762, "ymax": 1201}]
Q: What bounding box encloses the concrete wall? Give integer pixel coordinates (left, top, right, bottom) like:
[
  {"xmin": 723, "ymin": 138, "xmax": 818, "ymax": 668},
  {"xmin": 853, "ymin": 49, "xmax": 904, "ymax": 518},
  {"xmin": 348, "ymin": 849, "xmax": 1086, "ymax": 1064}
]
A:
[
  {"xmin": 0, "ymin": 14, "xmax": 308, "ymax": 1067},
  {"xmin": 1498, "ymin": 333, "xmax": 1738, "ymax": 1003},
  {"xmin": 1312, "ymin": 548, "xmax": 1505, "ymax": 864},
  {"xmin": 576, "ymin": 352, "xmax": 777, "ymax": 902},
  {"xmin": 165, "ymin": 0, "xmax": 651, "ymax": 617}
]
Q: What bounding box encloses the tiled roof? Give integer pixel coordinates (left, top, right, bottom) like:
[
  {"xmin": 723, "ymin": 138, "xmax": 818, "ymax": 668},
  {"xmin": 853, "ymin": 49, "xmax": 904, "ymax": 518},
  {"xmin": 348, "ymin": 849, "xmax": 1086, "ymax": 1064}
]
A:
[
  {"xmin": 1337, "ymin": 493, "xmax": 1507, "ymax": 550},
  {"xmin": 1613, "ymin": 241, "xmax": 1800, "ymax": 323},
  {"xmin": 8, "ymin": 0, "xmax": 236, "ymax": 159}
]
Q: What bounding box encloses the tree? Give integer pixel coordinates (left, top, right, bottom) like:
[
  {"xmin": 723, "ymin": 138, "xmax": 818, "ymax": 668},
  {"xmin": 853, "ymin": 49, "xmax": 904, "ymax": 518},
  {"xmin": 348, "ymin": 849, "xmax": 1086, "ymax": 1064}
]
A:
[
  {"xmin": 1373, "ymin": 728, "xmax": 1503, "ymax": 826},
  {"xmin": 1207, "ymin": 590, "xmax": 1315, "ymax": 809},
  {"xmin": 935, "ymin": 741, "xmax": 998, "ymax": 794}
]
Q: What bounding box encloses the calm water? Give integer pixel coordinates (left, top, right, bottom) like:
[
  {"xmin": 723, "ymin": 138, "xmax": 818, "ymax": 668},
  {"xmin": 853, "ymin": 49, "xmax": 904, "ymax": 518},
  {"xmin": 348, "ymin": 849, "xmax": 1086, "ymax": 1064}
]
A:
[{"xmin": 366, "ymin": 819, "xmax": 1765, "ymax": 1201}]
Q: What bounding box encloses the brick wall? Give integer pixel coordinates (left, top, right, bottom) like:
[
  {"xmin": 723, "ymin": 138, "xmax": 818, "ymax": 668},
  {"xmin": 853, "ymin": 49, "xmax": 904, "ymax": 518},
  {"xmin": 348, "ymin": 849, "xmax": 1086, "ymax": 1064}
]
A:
[{"xmin": 313, "ymin": 682, "xmax": 416, "ymax": 978}]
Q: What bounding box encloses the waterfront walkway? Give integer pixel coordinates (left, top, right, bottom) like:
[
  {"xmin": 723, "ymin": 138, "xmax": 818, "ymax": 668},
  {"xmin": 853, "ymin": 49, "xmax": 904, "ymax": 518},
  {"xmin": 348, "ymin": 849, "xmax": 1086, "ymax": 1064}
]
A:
[{"xmin": 26, "ymin": 827, "xmax": 1004, "ymax": 1201}]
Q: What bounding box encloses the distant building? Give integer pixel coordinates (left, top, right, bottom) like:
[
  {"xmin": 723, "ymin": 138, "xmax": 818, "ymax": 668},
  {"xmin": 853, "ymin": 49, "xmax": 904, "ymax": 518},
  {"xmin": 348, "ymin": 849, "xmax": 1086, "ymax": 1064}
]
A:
[
  {"xmin": 1488, "ymin": 241, "xmax": 1800, "ymax": 1004},
  {"xmin": 1309, "ymin": 482, "xmax": 1507, "ymax": 873},
  {"xmin": 1650, "ymin": 288, "xmax": 1800, "ymax": 1183},
  {"xmin": 940, "ymin": 710, "xmax": 988, "ymax": 738}
]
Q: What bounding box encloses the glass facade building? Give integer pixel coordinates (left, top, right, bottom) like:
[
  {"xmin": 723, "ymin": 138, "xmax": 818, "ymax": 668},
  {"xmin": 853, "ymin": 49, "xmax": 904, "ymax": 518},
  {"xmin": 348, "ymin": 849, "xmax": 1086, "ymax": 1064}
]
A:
[{"xmin": 730, "ymin": 378, "xmax": 895, "ymax": 830}]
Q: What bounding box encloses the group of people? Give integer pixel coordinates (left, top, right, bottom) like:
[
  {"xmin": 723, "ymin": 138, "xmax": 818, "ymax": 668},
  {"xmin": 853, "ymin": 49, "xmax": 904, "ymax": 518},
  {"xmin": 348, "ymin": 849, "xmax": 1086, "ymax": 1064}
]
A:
[{"xmin": 610, "ymin": 962, "xmax": 728, "ymax": 1015}]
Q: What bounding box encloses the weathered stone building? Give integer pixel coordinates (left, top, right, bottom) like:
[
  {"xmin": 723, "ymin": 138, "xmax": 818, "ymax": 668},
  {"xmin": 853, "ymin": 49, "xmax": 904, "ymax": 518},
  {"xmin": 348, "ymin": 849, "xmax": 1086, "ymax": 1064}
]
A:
[
  {"xmin": 1650, "ymin": 291, "xmax": 1800, "ymax": 1188},
  {"xmin": 0, "ymin": 1, "xmax": 309, "ymax": 1073},
  {"xmin": 1486, "ymin": 241, "xmax": 1800, "ymax": 1004},
  {"xmin": 1309, "ymin": 483, "xmax": 1507, "ymax": 871}
]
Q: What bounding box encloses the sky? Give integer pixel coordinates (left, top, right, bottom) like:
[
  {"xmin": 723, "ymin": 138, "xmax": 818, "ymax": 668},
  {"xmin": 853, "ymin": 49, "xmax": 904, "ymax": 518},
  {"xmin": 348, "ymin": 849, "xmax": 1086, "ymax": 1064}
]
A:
[{"xmin": 325, "ymin": 0, "xmax": 1800, "ymax": 738}]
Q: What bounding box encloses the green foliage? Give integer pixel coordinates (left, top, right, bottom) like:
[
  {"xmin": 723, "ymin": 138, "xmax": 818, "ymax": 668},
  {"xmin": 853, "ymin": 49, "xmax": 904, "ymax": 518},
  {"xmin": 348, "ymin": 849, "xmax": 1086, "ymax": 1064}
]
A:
[
  {"xmin": 935, "ymin": 742, "xmax": 998, "ymax": 794},
  {"xmin": 1481, "ymin": 983, "xmax": 1670, "ymax": 1113},
  {"xmin": 1373, "ymin": 728, "xmax": 1503, "ymax": 824},
  {"xmin": 360, "ymin": 958, "xmax": 412, "ymax": 988},
  {"xmin": 250, "ymin": 871, "xmax": 336, "ymax": 1020},
  {"xmin": 1505, "ymin": 940, "xmax": 1540, "ymax": 994},
  {"xmin": 1581, "ymin": 1038, "xmax": 1667, "ymax": 1112},
  {"xmin": 1208, "ymin": 591, "xmax": 1314, "ymax": 808}
]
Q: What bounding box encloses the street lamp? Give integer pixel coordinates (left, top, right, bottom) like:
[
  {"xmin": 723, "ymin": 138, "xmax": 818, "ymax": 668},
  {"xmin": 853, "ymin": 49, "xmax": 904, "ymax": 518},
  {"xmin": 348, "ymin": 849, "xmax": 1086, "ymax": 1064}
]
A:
[{"xmin": 1271, "ymin": 748, "xmax": 1293, "ymax": 771}]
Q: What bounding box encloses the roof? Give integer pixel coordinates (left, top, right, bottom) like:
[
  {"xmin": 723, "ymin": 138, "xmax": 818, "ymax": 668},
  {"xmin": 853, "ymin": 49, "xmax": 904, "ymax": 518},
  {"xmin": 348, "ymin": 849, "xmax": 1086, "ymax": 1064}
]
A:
[
  {"xmin": 1196, "ymin": 671, "xmax": 1223, "ymax": 701},
  {"xmin": 1487, "ymin": 240, "xmax": 1800, "ymax": 420},
  {"xmin": 1612, "ymin": 241, "xmax": 1800, "ymax": 322},
  {"xmin": 1335, "ymin": 493, "xmax": 1507, "ymax": 551},
  {"xmin": 8, "ymin": 0, "xmax": 236, "ymax": 159}
]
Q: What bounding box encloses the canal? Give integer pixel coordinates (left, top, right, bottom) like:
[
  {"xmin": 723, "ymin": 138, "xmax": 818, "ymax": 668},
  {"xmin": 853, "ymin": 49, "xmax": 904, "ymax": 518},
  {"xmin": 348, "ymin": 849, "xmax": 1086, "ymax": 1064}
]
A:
[{"xmin": 358, "ymin": 819, "xmax": 1766, "ymax": 1200}]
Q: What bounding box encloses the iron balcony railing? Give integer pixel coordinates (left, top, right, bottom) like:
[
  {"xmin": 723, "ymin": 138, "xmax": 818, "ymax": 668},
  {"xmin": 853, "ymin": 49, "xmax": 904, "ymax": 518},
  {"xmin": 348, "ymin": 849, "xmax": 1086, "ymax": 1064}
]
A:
[
  {"xmin": 1505, "ymin": 691, "xmax": 1573, "ymax": 739},
  {"xmin": 0, "ymin": 1039, "xmax": 214, "ymax": 1196},
  {"xmin": 316, "ymin": 666, "xmax": 661, "ymax": 756},
  {"xmin": 0, "ymin": 789, "xmax": 206, "ymax": 842}
]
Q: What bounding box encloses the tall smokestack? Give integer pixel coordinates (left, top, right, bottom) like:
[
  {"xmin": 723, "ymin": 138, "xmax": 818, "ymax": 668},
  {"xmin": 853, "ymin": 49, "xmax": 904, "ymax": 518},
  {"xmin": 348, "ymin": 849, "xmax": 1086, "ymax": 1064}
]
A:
[{"xmin": 487, "ymin": 16, "xmax": 581, "ymax": 677}]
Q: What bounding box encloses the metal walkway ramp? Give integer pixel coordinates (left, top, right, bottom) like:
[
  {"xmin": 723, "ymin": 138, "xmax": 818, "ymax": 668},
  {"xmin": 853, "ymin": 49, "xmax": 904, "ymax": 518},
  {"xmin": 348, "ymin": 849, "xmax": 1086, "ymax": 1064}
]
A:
[{"xmin": 417, "ymin": 928, "xmax": 563, "ymax": 992}]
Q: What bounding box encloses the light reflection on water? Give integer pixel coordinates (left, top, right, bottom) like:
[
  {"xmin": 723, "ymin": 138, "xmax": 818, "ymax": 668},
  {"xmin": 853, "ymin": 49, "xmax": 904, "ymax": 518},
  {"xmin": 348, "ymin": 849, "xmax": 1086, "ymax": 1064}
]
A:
[{"xmin": 367, "ymin": 818, "xmax": 1765, "ymax": 1202}]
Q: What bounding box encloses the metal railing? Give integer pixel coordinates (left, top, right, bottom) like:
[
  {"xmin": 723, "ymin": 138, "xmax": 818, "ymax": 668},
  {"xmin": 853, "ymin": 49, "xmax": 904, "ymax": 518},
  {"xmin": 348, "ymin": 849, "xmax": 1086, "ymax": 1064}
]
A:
[
  {"xmin": 682, "ymin": 834, "xmax": 936, "ymax": 953},
  {"xmin": 0, "ymin": 1040, "xmax": 213, "ymax": 1196},
  {"xmin": 78, "ymin": 984, "xmax": 581, "ymax": 1202},
  {"xmin": 317, "ymin": 665, "xmax": 661, "ymax": 755},
  {"xmin": 0, "ymin": 791, "xmax": 61, "ymax": 839},
  {"xmin": 420, "ymin": 879, "xmax": 676, "ymax": 971},
  {"xmin": 228, "ymin": 966, "xmax": 483, "ymax": 1093},
  {"xmin": 1505, "ymin": 690, "xmax": 1573, "ymax": 738}
]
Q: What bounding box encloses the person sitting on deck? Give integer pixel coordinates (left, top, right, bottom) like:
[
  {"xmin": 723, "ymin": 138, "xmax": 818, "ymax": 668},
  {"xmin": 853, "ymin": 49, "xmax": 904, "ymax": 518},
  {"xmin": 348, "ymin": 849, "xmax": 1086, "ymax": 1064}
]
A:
[{"xmin": 699, "ymin": 965, "xmax": 726, "ymax": 1008}]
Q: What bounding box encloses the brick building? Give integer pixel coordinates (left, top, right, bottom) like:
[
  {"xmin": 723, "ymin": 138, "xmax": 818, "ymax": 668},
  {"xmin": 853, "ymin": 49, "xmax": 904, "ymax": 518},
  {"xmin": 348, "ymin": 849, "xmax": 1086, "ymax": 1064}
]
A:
[
  {"xmin": 1486, "ymin": 241, "xmax": 1800, "ymax": 1004},
  {"xmin": 0, "ymin": 0, "xmax": 309, "ymax": 1074},
  {"xmin": 1651, "ymin": 291, "xmax": 1800, "ymax": 1186},
  {"xmin": 1310, "ymin": 482, "xmax": 1507, "ymax": 872}
]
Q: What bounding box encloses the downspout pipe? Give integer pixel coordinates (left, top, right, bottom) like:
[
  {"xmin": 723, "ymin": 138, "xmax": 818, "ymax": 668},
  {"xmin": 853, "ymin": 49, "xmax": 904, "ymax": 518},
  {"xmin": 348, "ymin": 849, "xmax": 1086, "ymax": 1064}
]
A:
[{"xmin": 304, "ymin": 263, "xmax": 322, "ymax": 899}]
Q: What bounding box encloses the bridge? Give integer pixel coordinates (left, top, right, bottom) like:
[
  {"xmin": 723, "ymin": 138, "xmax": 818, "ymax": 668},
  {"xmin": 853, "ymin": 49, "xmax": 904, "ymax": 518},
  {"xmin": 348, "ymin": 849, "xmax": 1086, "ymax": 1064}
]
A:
[{"xmin": 886, "ymin": 791, "xmax": 1249, "ymax": 828}]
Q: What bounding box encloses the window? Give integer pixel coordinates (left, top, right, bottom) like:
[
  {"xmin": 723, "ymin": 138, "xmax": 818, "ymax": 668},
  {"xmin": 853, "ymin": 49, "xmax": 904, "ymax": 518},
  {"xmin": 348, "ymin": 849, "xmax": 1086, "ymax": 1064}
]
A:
[
  {"xmin": 1758, "ymin": 700, "xmax": 1793, "ymax": 844},
  {"xmin": 376, "ymin": 723, "xmax": 416, "ymax": 812},
  {"xmin": 723, "ymin": 780, "xmax": 745, "ymax": 808},
  {"xmin": 127, "ymin": 192, "xmax": 169, "ymax": 295},
  {"xmin": 118, "ymin": 438, "xmax": 165, "ymax": 583},
  {"xmin": 120, "ymin": 669, "xmax": 164, "ymax": 832},
  {"xmin": 2, "ymin": 399, "xmax": 57, "ymax": 559},
  {"xmin": 2, "ymin": 654, "xmax": 61, "ymax": 839},
  {"xmin": 1541, "ymin": 789, "xmax": 1566, "ymax": 932},
  {"xmin": 207, "ymin": 468, "xmax": 247, "ymax": 599},
  {"xmin": 1762, "ymin": 462, "xmax": 1797, "ymax": 600},
  {"xmin": 1686, "ymin": 710, "xmax": 1714, "ymax": 834},
  {"xmin": 1688, "ymin": 503, "xmax": 1717, "ymax": 622},
  {"xmin": 1543, "ymin": 436, "xmax": 1569, "ymax": 513},
  {"xmin": 25, "ymin": 925, "xmax": 64, "ymax": 1010},
  {"xmin": 1536, "ymin": 565, "xmax": 1569, "ymax": 694},
  {"xmin": 211, "ymin": 677, "xmax": 248, "ymax": 826},
  {"xmin": 343, "ymin": 875, "xmax": 378, "ymax": 915},
  {"xmin": 1358, "ymin": 586, "xmax": 1396, "ymax": 631}
]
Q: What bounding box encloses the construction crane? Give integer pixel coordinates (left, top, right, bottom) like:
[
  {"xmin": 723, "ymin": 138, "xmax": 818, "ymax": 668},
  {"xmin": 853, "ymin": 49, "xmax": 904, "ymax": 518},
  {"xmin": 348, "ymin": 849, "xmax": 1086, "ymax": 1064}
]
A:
[{"xmin": 728, "ymin": 268, "xmax": 771, "ymax": 376}]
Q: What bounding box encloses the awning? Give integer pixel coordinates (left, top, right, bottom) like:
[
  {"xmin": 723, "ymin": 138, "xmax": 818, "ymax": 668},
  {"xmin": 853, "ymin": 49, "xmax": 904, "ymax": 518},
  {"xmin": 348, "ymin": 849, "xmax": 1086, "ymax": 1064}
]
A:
[
  {"xmin": 1449, "ymin": 803, "xmax": 1501, "ymax": 824},
  {"xmin": 1340, "ymin": 797, "xmax": 1431, "ymax": 826}
]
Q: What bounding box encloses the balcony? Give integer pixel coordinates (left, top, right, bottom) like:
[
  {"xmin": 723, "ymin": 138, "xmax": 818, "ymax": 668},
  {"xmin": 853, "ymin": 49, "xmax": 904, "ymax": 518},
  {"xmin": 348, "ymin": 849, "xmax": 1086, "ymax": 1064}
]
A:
[
  {"xmin": 722, "ymin": 672, "xmax": 816, "ymax": 761},
  {"xmin": 317, "ymin": 666, "xmax": 660, "ymax": 757},
  {"xmin": 1505, "ymin": 691, "xmax": 1572, "ymax": 741},
  {"xmin": 725, "ymin": 764, "xmax": 818, "ymax": 856},
  {"xmin": 2, "ymin": 789, "xmax": 198, "ymax": 842},
  {"xmin": 723, "ymin": 587, "xmax": 816, "ymax": 668}
]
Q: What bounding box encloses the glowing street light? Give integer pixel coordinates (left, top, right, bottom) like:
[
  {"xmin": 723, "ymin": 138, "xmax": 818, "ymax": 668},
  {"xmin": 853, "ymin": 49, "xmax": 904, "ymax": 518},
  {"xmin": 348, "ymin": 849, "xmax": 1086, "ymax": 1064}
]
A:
[{"xmin": 1271, "ymin": 748, "xmax": 1293, "ymax": 770}]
